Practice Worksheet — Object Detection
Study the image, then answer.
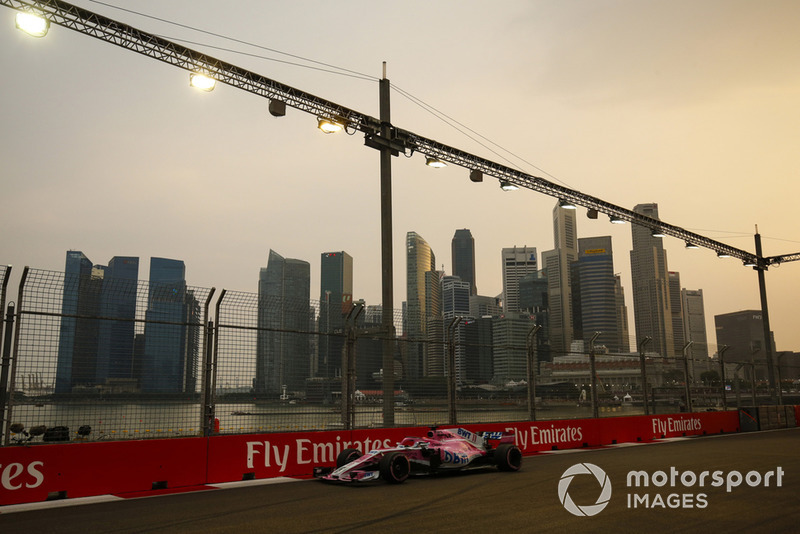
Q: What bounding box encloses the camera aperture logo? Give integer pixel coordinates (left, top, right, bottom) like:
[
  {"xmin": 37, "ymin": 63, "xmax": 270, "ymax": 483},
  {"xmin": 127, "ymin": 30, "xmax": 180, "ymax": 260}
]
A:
[
  {"xmin": 558, "ymin": 463, "xmax": 612, "ymax": 517},
  {"xmin": 558, "ymin": 462, "xmax": 785, "ymax": 516}
]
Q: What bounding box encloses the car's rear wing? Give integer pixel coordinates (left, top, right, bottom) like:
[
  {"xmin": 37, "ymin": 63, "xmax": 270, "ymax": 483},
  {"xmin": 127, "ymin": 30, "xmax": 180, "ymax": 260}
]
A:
[{"xmin": 444, "ymin": 428, "xmax": 515, "ymax": 448}]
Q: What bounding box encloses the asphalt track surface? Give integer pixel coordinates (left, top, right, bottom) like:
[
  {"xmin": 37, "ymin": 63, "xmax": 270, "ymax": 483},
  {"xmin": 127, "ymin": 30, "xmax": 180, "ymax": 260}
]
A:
[{"xmin": 2, "ymin": 428, "xmax": 799, "ymax": 533}]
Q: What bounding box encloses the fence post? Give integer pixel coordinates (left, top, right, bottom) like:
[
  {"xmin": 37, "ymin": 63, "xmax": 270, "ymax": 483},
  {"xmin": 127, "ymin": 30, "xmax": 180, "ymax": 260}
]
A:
[
  {"xmin": 589, "ymin": 332, "xmax": 601, "ymax": 419},
  {"xmin": 682, "ymin": 341, "xmax": 694, "ymax": 413},
  {"xmin": 734, "ymin": 364, "xmax": 743, "ymax": 409},
  {"xmin": 342, "ymin": 302, "xmax": 364, "ymax": 430},
  {"xmin": 718, "ymin": 345, "xmax": 729, "ymax": 410},
  {"xmin": 777, "ymin": 351, "xmax": 786, "ymax": 406},
  {"xmin": 446, "ymin": 318, "xmax": 462, "ymax": 426},
  {"xmin": 3, "ymin": 267, "xmax": 28, "ymax": 446},
  {"xmin": 526, "ymin": 325, "xmax": 541, "ymax": 421},
  {"xmin": 0, "ymin": 264, "xmax": 10, "ymax": 359},
  {"xmin": 0, "ymin": 303, "xmax": 15, "ymax": 442},
  {"xmin": 202, "ymin": 320, "xmax": 216, "ymax": 437},
  {"xmin": 638, "ymin": 336, "xmax": 652, "ymax": 416}
]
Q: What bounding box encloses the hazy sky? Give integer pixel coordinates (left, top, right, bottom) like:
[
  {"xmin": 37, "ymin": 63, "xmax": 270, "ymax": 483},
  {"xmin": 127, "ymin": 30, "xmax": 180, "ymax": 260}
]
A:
[{"xmin": 1, "ymin": 1, "xmax": 799, "ymax": 352}]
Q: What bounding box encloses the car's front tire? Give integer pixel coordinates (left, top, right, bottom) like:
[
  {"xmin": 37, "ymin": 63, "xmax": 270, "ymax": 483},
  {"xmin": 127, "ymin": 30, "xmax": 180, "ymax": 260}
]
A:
[
  {"xmin": 379, "ymin": 452, "xmax": 410, "ymax": 483},
  {"xmin": 336, "ymin": 448, "xmax": 362, "ymax": 468},
  {"xmin": 494, "ymin": 444, "xmax": 522, "ymax": 471}
]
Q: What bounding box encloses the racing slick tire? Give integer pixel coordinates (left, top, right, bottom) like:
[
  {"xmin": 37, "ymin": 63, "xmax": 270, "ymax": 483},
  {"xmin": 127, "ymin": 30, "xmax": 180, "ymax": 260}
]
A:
[
  {"xmin": 379, "ymin": 452, "xmax": 411, "ymax": 484},
  {"xmin": 336, "ymin": 448, "xmax": 362, "ymax": 468},
  {"xmin": 494, "ymin": 443, "xmax": 523, "ymax": 472}
]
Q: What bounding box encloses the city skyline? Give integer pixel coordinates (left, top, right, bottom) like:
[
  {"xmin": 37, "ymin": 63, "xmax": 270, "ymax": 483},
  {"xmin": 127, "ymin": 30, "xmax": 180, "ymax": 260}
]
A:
[
  {"xmin": 49, "ymin": 220, "xmax": 752, "ymax": 358},
  {"xmin": 1, "ymin": 1, "xmax": 798, "ymax": 353}
]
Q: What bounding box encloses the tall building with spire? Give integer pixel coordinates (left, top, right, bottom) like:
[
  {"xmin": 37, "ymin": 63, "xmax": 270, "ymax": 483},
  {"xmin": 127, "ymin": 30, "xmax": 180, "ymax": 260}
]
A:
[
  {"xmin": 630, "ymin": 203, "xmax": 674, "ymax": 357},
  {"xmin": 406, "ymin": 231, "xmax": 435, "ymax": 379},
  {"xmin": 451, "ymin": 229, "xmax": 477, "ymax": 296}
]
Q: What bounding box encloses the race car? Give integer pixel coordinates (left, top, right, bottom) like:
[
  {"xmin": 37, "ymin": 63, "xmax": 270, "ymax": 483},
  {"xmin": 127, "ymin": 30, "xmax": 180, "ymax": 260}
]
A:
[{"xmin": 313, "ymin": 427, "xmax": 522, "ymax": 484}]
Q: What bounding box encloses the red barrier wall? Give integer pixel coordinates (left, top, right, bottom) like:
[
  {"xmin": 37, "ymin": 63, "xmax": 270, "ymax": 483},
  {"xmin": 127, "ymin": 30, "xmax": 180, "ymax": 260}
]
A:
[
  {"xmin": 0, "ymin": 437, "xmax": 207, "ymax": 506},
  {"xmin": 0, "ymin": 410, "xmax": 743, "ymax": 506}
]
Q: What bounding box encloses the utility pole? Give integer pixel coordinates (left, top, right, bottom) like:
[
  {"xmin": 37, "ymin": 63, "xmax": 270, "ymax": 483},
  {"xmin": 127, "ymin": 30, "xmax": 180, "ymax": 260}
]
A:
[
  {"xmin": 379, "ymin": 63, "xmax": 395, "ymax": 427},
  {"xmin": 754, "ymin": 227, "xmax": 777, "ymax": 404}
]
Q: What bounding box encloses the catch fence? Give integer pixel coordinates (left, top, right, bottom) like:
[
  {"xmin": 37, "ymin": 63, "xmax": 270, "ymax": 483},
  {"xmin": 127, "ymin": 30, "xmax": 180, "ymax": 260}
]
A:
[{"xmin": 2, "ymin": 266, "xmax": 798, "ymax": 446}]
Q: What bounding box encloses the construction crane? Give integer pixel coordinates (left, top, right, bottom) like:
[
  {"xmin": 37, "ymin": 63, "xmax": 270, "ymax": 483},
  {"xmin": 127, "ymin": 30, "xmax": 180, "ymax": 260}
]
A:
[{"xmin": 5, "ymin": 0, "xmax": 798, "ymax": 269}]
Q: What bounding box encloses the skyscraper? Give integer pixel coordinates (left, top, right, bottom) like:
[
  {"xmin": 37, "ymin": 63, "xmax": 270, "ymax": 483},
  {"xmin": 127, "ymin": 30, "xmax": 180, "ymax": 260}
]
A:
[
  {"xmin": 669, "ymin": 271, "xmax": 685, "ymax": 355},
  {"xmin": 682, "ymin": 288, "xmax": 709, "ymax": 380},
  {"xmin": 441, "ymin": 275, "xmax": 471, "ymax": 319},
  {"xmin": 614, "ymin": 275, "xmax": 630, "ymax": 352},
  {"xmin": 576, "ymin": 236, "xmax": 621, "ymax": 351},
  {"xmin": 96, "ymin": 256, "xmax": 139, "ymax": 386},
  {"xmin": 630, "ymin": 203, "xmax": 674, "ymax": 357},
  {"xmin": 406, "ymin": 231, "xmax": 435, "ymax": 379},
  {"xmin": 492, "ymin": 314, "xmax": 536, "ymax": 383},
  {"xmin": 424, "ymin": 269, "xmax": 444, "ymax": 377},
  {"xmin": 318, "ymin": 251, "xmax": 353, "ymax": 379},
  {"xmin": 451, "ymin": 229, "xmax": 477, "ymax": 296},
  {"xmin": 56, "ymin": 251, "xmax": 98, "ymax": 393},
  {"xmin": 463, "ymin": 317, "xmax": 493, "ymax": 383},
  {"xmin": 257, "ymin": 250, "xmax": 311, "ymax": 396},
  {"xmin": 141, "ymin": 257, "xmax": 199, "ymax": 393},
  {"xmin": 715, "ymin": 310, "xmax": 773, "ymax": 381},
  {"xmin": 56, "ymin": 252, "xmax": 141, "ymax": 393},
  {"xmin": 501, "ymin": 246, "xmax": 538, "ymax": 314},
  {"xmin": 441, "ymin": 275, "xmax": 470, "ymax": 382},
  {"xmin": 469, "ymin": 295, "xmax": 501, "ymax": 318},
  {"xmin": 518, "ymin": 272, "xmax": 551, "ymax": 363},
  {"xmin": 542, "ymin": 201, "xmax": 579, "ymax": 356}
]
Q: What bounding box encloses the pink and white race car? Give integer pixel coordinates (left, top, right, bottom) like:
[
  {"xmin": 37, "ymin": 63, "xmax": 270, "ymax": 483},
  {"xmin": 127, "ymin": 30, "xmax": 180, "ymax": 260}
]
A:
[{"xmin": 313, "ymin": 427, "xmax": 522, "ymax": 484}]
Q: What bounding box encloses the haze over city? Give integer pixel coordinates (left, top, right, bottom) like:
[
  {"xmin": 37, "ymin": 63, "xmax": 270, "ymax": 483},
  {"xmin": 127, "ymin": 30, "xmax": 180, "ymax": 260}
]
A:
[{"xmin": 1, "ymin": 0, "xmax": 798, "ymax": 352}]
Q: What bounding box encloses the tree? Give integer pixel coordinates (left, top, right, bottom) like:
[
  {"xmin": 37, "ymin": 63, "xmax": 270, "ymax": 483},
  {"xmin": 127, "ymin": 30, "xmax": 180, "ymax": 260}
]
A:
[{"xmin": 700, "ymin": 370, "xmax": 721, "ymax": 386}]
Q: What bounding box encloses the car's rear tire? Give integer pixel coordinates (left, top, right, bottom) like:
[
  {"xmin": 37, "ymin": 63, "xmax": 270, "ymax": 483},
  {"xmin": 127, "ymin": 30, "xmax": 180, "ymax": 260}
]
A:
[
  {"xmin": 336, "ymin": 448, "xmax": 362, "ymax": 468},
  {"xmin": 379, "ymin": 452, "xmax": 410, "ymax": 483},
  {"xmin": 494, "ymin": 444, "xmax": 522, "ymax": 472}
]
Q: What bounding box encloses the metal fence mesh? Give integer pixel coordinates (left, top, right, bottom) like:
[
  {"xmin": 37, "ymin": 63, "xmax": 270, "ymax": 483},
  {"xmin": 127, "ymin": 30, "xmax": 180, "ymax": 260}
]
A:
[
  {"xmin": 4, "ymin": 268, "xmax": 211, "ymax": 443},
  {"xmin": 2, "ymin": 267, "xmax": 799, "ymax": 445}
]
